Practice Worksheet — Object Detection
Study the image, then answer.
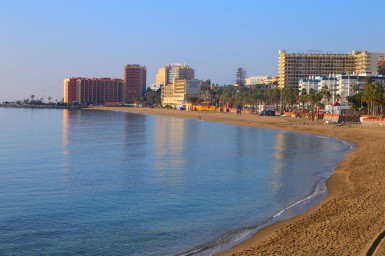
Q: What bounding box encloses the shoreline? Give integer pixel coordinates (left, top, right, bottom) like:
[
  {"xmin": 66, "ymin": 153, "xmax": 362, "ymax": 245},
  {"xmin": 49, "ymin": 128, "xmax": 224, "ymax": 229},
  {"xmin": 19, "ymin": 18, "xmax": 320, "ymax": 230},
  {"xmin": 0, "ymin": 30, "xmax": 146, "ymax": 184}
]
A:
[
  {"xmin": 88, "ymin": 106, "xmax": 385, "ymax": 255},
  {"xmin": 0, "ymin": 103, "xmax": 87, "ymax": 109}
]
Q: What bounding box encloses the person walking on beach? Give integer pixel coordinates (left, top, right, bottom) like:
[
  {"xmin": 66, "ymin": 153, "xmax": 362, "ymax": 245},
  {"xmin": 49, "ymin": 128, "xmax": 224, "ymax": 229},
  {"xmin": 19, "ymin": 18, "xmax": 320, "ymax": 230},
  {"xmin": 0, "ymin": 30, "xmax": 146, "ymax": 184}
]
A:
[{"xmin": 236, "ymin": 104, "xmax": 242, "ymax": 116}]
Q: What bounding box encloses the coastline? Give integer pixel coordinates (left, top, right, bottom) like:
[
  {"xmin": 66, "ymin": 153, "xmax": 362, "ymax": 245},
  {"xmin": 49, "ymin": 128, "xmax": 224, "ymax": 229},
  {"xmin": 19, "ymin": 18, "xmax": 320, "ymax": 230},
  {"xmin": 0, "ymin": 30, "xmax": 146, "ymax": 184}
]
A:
[
  {"xmin": 88, "ymin": 106, "xmax": 385, "ymax": 255},
  {"xmin": 0, "ymin": 103, "xmax": 87, "ymax": 109}
]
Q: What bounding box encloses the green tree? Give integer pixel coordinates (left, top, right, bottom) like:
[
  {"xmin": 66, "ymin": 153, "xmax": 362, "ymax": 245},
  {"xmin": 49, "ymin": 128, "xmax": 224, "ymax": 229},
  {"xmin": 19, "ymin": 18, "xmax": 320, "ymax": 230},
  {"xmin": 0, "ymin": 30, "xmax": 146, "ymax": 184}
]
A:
[
  {"xmin": 211, "ymin": 86, "xmax": 223, "ymax": 105},
  {"xmin": 298, "ymin": 94, "xmax": 308, "ymax": 112},
  {"xmin": 47, "ymin": 96, "xmax": 52, "ymax": 103},
  {"xmin": 379, "ymin": 60, "xmax": 385, "ymax": 75},
  {"xmin": 235, "ymin": 67, "xmax": 246, "ymax": 87},
  {"xmin": 220, "ymin": 86, "xmax": 237, "ymax": 106},
  {"xmin": 219, "ymin": 93, "xmax": 231, "ymax": 106},
  {"xmin": 363, "ymin": 81, "xmax": 384, "ymax": 115},
  {"xmin": 186, "ymin": 95, "xmax": 199, "ymax": 103},
  {"xmin": 347, "ymin": 93, "xmax": 365, "ymax": 112},
  {"xmin": 319, "ymin": 85, "xmax": 332, "ymax": 105},
  {"xmin": 298, "ymin": 89, "xmax": 308, "ymax": 112},
  {"xmin": 281, "ymin": 88, "xmax": 299, "ymax": 112},
  {"xmin": 308, "ymin": 89, "xmax": 323, "ymax": 120},
  {"xmin": 335, "ymin": 94, "xmax": 341, "ymax": 103}
]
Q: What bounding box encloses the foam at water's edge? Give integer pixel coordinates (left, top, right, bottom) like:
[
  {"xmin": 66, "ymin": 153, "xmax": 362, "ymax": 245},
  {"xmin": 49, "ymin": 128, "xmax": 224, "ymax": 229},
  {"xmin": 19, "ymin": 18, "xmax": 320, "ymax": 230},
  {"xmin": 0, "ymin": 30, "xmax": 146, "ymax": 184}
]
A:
[
  {"xmin": 180, "ymin": 137, "xmax": 356, "ymax": 256},
  {"xmin": 179, "ymin": 160, "xmax": 351, "ymax": 255},
  {"xmin": 178, "ymin": 178, "xmax": 329, "ymax": 256}
]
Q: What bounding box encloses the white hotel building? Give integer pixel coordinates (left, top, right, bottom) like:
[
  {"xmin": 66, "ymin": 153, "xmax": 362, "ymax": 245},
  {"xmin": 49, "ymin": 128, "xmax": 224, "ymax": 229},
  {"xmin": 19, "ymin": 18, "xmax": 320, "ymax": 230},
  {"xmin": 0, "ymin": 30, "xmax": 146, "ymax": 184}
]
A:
[{"xmin": 299, "ymin": 74, "xmax": 385, "ymax": 105}]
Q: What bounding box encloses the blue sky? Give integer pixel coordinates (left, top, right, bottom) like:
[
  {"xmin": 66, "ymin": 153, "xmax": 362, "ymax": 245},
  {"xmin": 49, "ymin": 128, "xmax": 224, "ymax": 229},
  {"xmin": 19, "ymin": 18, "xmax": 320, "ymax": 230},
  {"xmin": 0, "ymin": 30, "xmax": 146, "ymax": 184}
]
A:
[{"xmin": 1, "ymin": 0, "xmax": 385, "ymax": 101}]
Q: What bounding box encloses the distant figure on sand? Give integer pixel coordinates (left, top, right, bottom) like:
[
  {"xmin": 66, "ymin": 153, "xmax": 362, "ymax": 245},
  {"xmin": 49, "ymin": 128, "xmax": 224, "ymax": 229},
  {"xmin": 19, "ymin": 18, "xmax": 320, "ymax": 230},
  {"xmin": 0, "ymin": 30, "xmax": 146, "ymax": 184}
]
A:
[{"xmin": 236, "ymin": 105, "xmax": 242, "ymax": 116}]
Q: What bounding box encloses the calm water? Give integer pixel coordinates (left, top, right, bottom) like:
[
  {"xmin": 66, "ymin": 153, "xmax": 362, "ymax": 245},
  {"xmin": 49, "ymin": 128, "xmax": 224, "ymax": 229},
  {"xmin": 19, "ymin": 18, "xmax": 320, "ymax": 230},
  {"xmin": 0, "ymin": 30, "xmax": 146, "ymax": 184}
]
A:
[{"xmin": 0, "ymin": 108, "xmax": 352, "ymax": 255}]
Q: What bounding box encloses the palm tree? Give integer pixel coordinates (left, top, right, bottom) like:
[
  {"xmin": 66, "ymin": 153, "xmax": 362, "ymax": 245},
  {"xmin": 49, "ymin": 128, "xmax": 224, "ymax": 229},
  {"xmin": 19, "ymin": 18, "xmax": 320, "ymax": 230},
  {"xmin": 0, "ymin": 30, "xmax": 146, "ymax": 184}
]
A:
[
  {"xmin": 248, "ymin": 90, "xmax": 265, "ymax": 114},
  {"xmin": 335, "ymin": 94, "xmax": 341, "ymax": 103},
  {"xmin": 47, "ymin": 96, "xmax": 52, "ymax": 103},
  {"xmin": 298, "ymin": 89, "xmax": 308, "ymax": 112},
  {"xmin": 319, "ymin": 85, "xmax": 332, "ymax": 106},
  {"xmin": 363, "ymin": 81, "xmax": 384, "ymax": 116},
  {"xmin": 281, "ymin": 88, "xmax": 299, "ymax": 112},
  {"xmin": 308, "ymin": 89, "xmax": 322, "ymax": 120},
  {"xmin": 270, "ymin": 88, "xmax": 281, "ymax": 111}
]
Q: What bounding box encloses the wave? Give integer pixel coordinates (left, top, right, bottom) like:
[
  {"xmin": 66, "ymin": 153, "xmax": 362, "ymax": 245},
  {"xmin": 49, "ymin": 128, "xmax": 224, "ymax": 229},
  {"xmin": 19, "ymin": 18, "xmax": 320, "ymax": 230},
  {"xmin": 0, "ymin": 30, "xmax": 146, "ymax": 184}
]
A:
[
  {"xmin": 178, "ymin": 172, "xmax": 332, "ymax": 256},
  {"xmin": 177, "ymin": 136, "xmax": 354, "ymax": 256},
  {"xmin": 273, "ymin": 171, "xmax": 329, "ymax": 218}
]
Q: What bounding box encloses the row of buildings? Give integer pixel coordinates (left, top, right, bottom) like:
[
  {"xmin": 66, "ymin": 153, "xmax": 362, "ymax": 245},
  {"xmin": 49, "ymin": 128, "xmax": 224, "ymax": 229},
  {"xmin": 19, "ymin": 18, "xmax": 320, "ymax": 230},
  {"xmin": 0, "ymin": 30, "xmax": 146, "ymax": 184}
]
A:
[
  {"xmin": 63, "ymin": 50, "xmax": 385, "ymax": 106},
  {"xmin": 64, "ymin": 64, "xmax": 147, "ymax": 104},
  {"xmin": 63, "ymin": 64, "xmax": 198, "ymax": 106},
  {"xmin": 278, "ymin": 50, "xmax": 384, "ymax": 88},
  {"xmin": 299, "ymin": 74, "xmax": 385, "ymax": 105}
]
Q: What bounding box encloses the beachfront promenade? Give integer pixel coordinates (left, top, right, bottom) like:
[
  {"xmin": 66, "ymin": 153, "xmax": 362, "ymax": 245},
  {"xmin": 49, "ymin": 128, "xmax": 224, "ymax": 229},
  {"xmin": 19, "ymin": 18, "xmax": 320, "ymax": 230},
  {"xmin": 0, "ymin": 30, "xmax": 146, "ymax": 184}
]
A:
[{"xmin": 90, "ymin": 106, "xmax": 385, "ymax": 255}]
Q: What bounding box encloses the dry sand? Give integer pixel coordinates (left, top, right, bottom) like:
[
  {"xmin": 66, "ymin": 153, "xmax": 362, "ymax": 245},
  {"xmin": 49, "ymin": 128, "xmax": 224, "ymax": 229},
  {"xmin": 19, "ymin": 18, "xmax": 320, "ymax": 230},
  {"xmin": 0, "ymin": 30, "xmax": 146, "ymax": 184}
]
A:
[{"xmin": 89, "ymin": 106, "xmax": 385, "ymax": 256}]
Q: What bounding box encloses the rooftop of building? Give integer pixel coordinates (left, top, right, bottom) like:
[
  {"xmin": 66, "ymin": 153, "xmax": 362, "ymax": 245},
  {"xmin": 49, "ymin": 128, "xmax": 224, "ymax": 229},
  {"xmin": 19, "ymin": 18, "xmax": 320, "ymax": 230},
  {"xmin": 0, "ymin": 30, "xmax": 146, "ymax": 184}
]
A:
[
  {"xmin": 67, "ymin": 77, "xmax": 124, "ymax": 81},
  {"xmin": 299, "ymin": 79, "xmax": 320, "ymax": 83},
  {"xmin": 280, "ymin": 49, "xmax": 384, "ymax": 56}
]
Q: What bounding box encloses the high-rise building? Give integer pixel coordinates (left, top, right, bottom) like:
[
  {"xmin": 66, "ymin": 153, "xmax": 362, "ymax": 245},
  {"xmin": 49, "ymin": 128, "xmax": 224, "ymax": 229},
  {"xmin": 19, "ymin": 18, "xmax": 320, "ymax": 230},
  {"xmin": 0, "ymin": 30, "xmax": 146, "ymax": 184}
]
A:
[
  {"xmin": 64, "ymin": 78, "xmax": 78, "ymax": 103},
  {"xmin": 353, "ymin": 50, "xmax": 385, "ymax": 74},
  {"xmin": 63, "ymin": 77, "xmax": 124, "ymax": 104},
  {"xmin": 155, "ymin": 65, "xmax": 170, "ymax": 86},
  {"xmin": 168, "ymin": 64, "xmax": 195, "ymax": 83},
  {"xmin": 161, "ymin": 79, "xmax": 201, "ymax": 107},
  {"xmin": 278, "ymin": 50, "xmax": 385, "ymax": 89},
  {"xmin": 124, "ymin": 64, "xmax": 147, "ymax": 101},
  {"xmin": 278, "ymin": 50, "xmax": 355, "ymax": 89},
  {"xmin": 155, "ymin": 64, "xmax": 195, "ymax": 86}
]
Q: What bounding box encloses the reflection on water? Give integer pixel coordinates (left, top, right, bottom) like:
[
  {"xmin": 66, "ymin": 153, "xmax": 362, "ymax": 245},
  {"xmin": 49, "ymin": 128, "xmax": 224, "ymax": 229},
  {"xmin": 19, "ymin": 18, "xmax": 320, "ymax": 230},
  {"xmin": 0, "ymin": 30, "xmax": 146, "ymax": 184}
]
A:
[
  {"xmin": 272, "ymin": 132, "xmax": 286, "ymax": 191},
  {"xmin": 13, "ymin": 108, "xmax": 350, "ymax": 256},
  {"xmin": 152, "ymin": 116, "xmax": 186, "ymax": 171}
]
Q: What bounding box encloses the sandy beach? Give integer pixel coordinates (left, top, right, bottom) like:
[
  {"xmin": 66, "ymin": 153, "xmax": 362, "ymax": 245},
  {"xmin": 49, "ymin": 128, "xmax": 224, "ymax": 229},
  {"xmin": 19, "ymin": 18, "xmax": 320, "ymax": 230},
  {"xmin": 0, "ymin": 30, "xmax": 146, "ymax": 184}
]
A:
[{"xmin": 89, "ymin": 106, "xmax": 385, "ymax": 255}]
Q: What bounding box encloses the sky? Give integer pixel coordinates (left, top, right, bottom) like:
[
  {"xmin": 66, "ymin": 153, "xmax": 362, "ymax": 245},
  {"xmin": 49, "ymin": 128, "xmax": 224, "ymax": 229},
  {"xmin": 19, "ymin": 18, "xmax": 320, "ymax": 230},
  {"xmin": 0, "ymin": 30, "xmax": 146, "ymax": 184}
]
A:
[{"xmin": 1, "ymin": 0, "xmax": 385, "ymax": 102}]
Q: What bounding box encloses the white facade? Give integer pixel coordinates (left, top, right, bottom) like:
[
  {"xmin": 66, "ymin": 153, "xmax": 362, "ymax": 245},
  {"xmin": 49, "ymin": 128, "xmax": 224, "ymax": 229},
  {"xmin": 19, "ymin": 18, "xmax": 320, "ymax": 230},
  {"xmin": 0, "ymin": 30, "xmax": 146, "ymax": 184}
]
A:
[
  {"xmin": 148, "ymin": 83, "xmax": 161, "ymax": 91},
  {"xmin": 298, "ymin": 77, "xmax": 320, "ymax": 94},
  {"xmin": 299, "ymin": 74, "xmax": 385, "ymax": 105},
  {"xmin": 335, "ymin": 75, "xmax": 355, "ymax": 104},
  {"xmin": 246, "ymin": 76, "xmax": 272, "ymax": 86},
  {"xmin": 317, "ymin": 77, "xmax": 338, "ymax": 103}
]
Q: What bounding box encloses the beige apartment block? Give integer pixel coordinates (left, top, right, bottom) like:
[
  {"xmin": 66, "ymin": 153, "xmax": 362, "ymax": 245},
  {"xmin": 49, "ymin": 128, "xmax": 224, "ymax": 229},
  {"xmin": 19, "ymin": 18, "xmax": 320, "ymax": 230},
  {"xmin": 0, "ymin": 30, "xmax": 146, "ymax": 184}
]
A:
[
  {"xmin": 278, "ymin": 50, "xmax": 385, "ymax": 89},
  {"xmin": 161, "ymin": 79, "xmax": 201, "ymax": 108},
  {"xmin": 156, "ymin": 64, "xmax": 195, "ymax": 86},
  {"xmin": 353, "ymin": 50, "xmax": 385, "ymax": 74},
  {"xmin": 155, "ymin": 65, "xmax": 169, "ymax": 86},
  {"xmin": 278, "ymin": 50, "xmax": 355, "ymax": 89}
]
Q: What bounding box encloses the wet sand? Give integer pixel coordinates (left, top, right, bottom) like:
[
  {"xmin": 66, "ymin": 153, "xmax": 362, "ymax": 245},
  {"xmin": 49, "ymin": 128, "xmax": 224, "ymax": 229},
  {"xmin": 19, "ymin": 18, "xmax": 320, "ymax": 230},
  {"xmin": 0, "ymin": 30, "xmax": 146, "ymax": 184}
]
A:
[{"xmin": 89, "ymin": 107, "xmax": 385, "ymax": 255}]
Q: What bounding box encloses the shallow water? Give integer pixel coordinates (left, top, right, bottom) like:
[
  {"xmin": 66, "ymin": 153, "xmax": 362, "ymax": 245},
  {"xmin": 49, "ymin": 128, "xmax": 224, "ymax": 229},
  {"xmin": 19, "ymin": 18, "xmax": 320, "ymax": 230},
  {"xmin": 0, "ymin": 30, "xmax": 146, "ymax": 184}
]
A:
[{"xmin": 0, "ymin": 108, "xmax": 352, "ymax": 255}]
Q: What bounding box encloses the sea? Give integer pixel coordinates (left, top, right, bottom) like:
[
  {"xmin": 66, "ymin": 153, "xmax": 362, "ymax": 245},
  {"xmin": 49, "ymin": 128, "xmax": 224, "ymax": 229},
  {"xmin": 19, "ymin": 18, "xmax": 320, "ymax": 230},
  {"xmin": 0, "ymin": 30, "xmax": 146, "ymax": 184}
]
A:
[{"xmin": 0, "ymin": 108, "xmax": 353, "ymax": 255}]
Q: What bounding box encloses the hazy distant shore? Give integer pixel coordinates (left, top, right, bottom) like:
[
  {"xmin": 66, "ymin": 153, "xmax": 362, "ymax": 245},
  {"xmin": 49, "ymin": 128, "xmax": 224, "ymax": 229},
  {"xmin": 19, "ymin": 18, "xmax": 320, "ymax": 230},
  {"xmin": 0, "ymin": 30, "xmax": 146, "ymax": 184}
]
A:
[
  {"xmin": 89, "ymin": 106, "xmax": 385, "ymax": 255},
  {"xmin": 0, "ymin": 103, "xmax": 86, "ymax": 109}
]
